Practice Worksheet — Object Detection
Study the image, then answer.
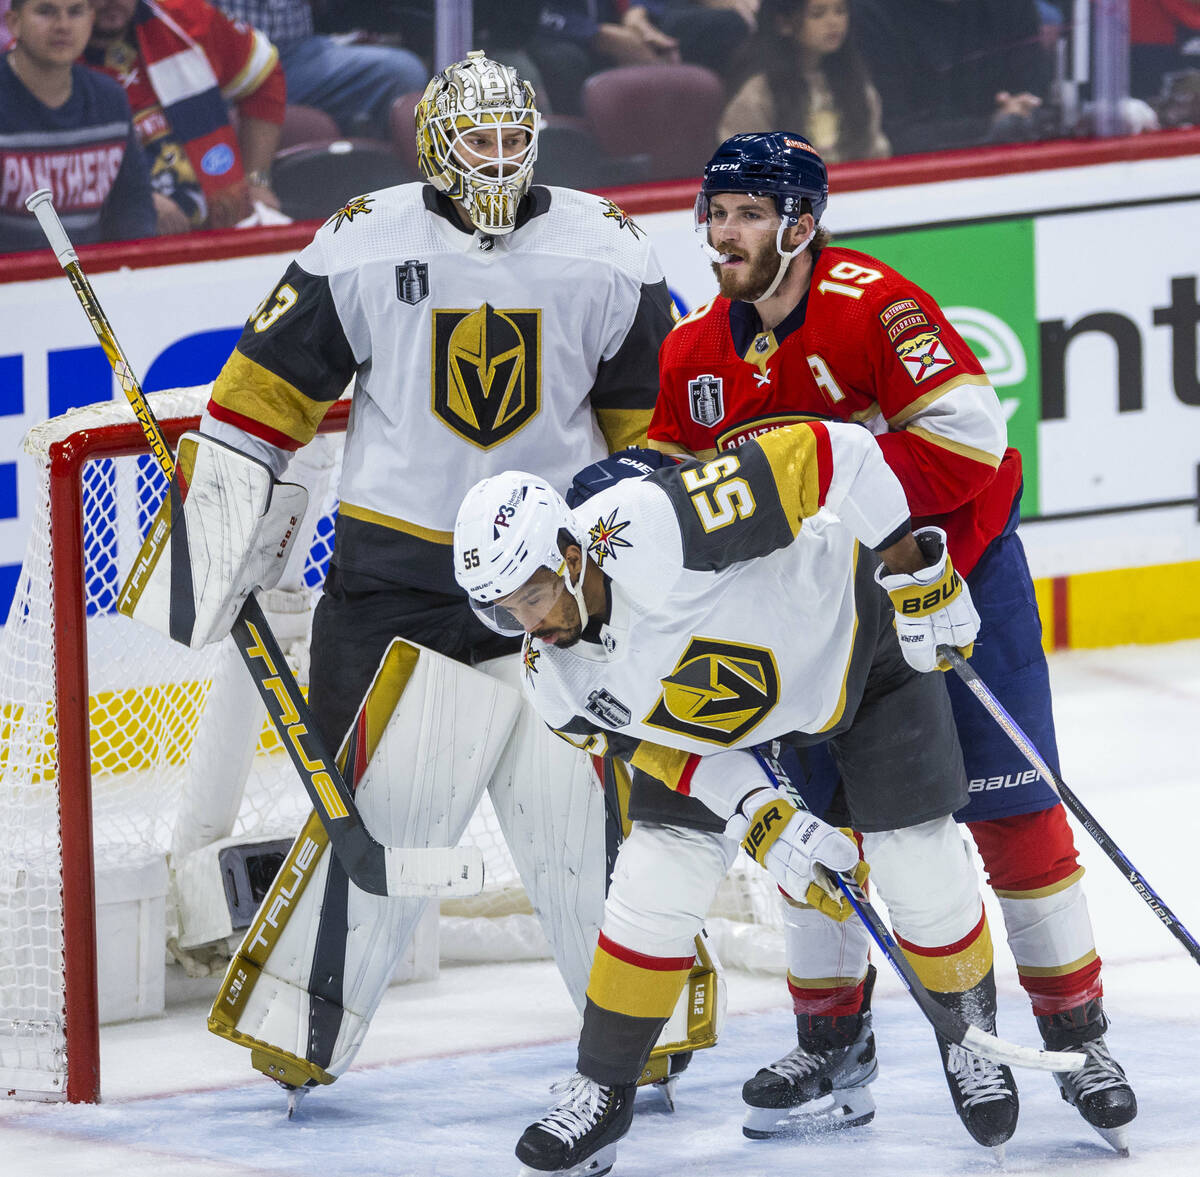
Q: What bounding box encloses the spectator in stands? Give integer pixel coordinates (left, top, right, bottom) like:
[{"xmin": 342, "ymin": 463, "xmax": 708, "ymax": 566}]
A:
[
  {"xmin": 1131, "ymin": 0, "xmax": 1200, "ymax": 99},
  {"xmin": 2, "ymin": 0, "xmax": 155, "ymax": 254},
  {"xmin": 719, "ymin": 0, "xmax": 888, "ymax": 161},
  {"xmin": 214, "ymin": 1, "xmax": 427, "ymax": 140},
  {"xmin": 532, "ymin": 2, "xmax": 754, "ymax": 114},
  {"xmin": 84, "ymin": 0, "xmax": 285, "ymax": 234},
  {"xmin": 851, "ymin": 0, "xmax": 1052, "ymax": 154}
]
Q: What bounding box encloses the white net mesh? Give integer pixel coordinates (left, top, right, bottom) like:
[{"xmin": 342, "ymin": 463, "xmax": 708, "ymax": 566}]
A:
[{"xmin": 0, "ymin": 388, "xmax": 783, "ymax": 1102}]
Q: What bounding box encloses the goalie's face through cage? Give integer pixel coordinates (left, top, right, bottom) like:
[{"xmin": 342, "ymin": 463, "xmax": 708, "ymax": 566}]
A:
[{"xmin": 416, "ymin": 50, "xmax": 541, "ymax": 236}]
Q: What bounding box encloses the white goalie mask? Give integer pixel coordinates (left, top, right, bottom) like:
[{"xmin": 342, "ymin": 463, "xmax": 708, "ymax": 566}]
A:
[
  {"xmin": 454, "ymin": 471, "xmax": 589, "ymax": 636},
  {"xmin": 416, "ymin": 50, "xmax": 541, "ymax": 236}
]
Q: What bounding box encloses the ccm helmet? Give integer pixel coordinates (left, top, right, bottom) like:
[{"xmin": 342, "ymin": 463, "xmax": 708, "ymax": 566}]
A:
[
  {"xmin": 454, "ymin": 471, "xmax": 589, "ymax": 635},
  {"xmin": 416, "ymin": 50, "xmax": 541, "ymax": 235},
  {"xmin": 698, "ymin": 132, "xmax": 828, "ymax": 226}
]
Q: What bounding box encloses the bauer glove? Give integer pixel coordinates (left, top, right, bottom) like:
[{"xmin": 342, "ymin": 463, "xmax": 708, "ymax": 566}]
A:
[
  {"xmin": 726, "ymin": 788, "xmax": 868, "ymax": 921},
  {"xmin": 876, "ymin": 526, "xmax": 979, "ymax": 673}
]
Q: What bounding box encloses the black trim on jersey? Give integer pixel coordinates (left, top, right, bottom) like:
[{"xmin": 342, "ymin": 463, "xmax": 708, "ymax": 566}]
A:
[
  {"xmin": 236, "ymin": 260, "xmax": 357, "ymax": 402},
  {"xmin": 647, "ymin": 444, "xmax": 795, "ymax": 572},
  {"xmin": 332, "ymin": 512, "xmax": 459, "ymax": 594},
  {"xmin": 421, "ymin": 183, "xmax": 553, "ymax": 234},
  {"xmin": 873, "ymin": 519, "xmax": 913, "ymax": 553},
  {"xmin": 588, "ymin": 278, "xmax": 675, "ymax": 411},
  {"xmin": 728, "ymin": 287, "xmax": 810, "ymax": 354}
]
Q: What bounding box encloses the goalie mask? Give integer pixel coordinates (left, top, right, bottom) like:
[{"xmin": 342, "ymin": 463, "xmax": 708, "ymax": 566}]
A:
[
  {"xmin": 454, "ymin": 471, "xmax": 588, "ymax": 637},
  {"xmin": 416, "ymin": 50, "xmax": 541, "ymax": 236},
  {"xmin": 695, "ymin": 132, "xmax": 829, "ymax": 302}
]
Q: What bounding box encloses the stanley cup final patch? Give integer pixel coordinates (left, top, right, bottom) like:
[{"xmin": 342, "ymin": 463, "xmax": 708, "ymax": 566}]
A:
[
  {"xmin": 896, "ymin": 330, "xmax": 956, "ymax": 384},
  {"xmin": 688, "ymin": 373, "xmax": 725, "ymax": 426},
  {"xmin": 396, "ymin": 259, "xmax": 429, "ymax": 304}
]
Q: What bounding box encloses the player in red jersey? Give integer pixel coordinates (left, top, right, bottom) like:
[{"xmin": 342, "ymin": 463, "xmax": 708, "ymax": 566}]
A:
[{"xmin": 649, "ymin": 132, "xmax": 1136, "ymax": 1153}]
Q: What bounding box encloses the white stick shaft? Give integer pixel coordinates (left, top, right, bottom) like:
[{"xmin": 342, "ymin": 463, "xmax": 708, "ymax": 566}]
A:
[{"xmin": 24, "ymin": 188, "xmax": 78, "ymax": 268}]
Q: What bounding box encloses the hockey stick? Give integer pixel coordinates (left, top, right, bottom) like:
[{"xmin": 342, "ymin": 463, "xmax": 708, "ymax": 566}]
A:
[
  {"xmin": 746, "ymin": 749, "xmax": 1083, "ymax": 1073},
  {"xmin": 831, "ymin": 872, "xmax": 1083, "ymax": 1073},
  {"xmin": 26, "ymin": 188, "xmax": 481, "ymax": 899},
  {"xmin": 938, "ymin": 644, "xmax": 1200, "ymax": 967}
]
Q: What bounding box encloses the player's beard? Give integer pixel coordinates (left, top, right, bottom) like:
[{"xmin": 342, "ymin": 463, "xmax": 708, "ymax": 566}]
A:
[
  {"xmin": 711, "ymin": 238, "xmax": 781, "ymax": 302},
  {"xmin": 533, "ymin": 621, "xmax": 584, "ymax": 648}
]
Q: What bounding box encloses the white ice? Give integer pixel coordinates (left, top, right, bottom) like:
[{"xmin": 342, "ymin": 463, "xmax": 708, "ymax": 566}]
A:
[{"xmin": 1, "ymin": 640, "xmax": 1197, "ymax": 1177}]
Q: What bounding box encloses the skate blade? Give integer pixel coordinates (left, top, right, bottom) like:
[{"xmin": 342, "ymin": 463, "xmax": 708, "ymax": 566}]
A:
[
  {"xmin": 653, "ymin": 1075, "xmax": 678, "ymax": 1113},
  {"xmin": 989, "ymin": 1143, "xmax": 1005, "ymax": 1164},
  {"xmin": 286, "ymin": 1085, "xmax": 310, "ymax": 1119},
  {"xmin": 743, "ymin": 1086, "xmax": 876, "ymax": 1139},
  {"xmin": 1093, "ymin": 1123, "xmax": 1130, "ymax": 1156},
  {"xmin": 517, "ymin": 1142, "xmax": 617, "ymax": 1177}
]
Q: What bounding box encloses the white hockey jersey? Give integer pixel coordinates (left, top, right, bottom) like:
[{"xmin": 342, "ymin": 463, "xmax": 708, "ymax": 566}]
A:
[
  {"xmin": 204, "ymin": 183, "xmax": 673, "ymax": 592},
  {"xmin": 521, "ymin": 421, "xmax": 913, "ymax": 789}
]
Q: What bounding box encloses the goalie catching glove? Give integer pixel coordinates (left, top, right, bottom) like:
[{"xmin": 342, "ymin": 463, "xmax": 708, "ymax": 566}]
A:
[
  {"xmin": 876, "ymin": 526, "xmax": 979, "ymax": 673},
  {"xmin": 726, "ymin": 788, "xmax": 868, "ymax": 922},
  {"xmin": 118, "ymin": 432, "xmax": 308, "ymax": 648}
]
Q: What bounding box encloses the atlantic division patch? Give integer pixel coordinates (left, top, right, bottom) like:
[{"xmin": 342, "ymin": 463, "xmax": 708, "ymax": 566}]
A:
[
  {"xmin": 585, "ymin": 687, "xmax": 631, "ymax": 728},
  {"xmin": 688, "ymin": 373, "xmax": 725, "ymax": 427},
  {"xmin": 588, "ymin": 508, "xmax": 632, "ymax": 567},
  {"xmin": 896, "ymin": 330, "xmax": 956, "ymax": 384},
  {"xmin": 396, "ymin": 259, "xmax": 429, "ymax": 304}
]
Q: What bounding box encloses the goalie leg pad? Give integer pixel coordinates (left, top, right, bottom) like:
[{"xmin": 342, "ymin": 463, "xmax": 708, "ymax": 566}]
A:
[
  {"xmin": 479, "ymin": 654, "xmax": 608, "ymax": 1012},
  {"xmin": 209, "ymin": 639, "xmax": 523, "ymax": 1083},
  {"xmin": 119, "ymin": 432, "xmax": 308, "ymax": 648}
]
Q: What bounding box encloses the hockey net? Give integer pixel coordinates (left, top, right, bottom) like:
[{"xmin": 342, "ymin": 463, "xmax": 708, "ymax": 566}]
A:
[{"xmin": 0, "ymin": 387, "xmax": 783, "ymax": 1103}]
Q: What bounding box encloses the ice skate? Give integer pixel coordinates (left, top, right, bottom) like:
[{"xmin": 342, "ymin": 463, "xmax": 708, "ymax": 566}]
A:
[
  {"xmin": 1038, "ymin": 1000, "xmax": 1136, "ymax": 1155},
  {"xmin": 931, "ymin": 972, "xmax": 1019, "ymax": 1154},
  {"xmin": 516, "ymin": 1072, "xmax": 635, "ymax": 1176},
  {"xmin": 742, "ymin": 966, "xmax": 878, "ymax": 1139}
]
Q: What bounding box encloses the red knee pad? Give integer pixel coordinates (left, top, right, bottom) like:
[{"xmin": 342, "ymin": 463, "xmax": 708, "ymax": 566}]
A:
[{"xmin": 967, "ymin": 805, "xmax": 1081, "ymax": 892}]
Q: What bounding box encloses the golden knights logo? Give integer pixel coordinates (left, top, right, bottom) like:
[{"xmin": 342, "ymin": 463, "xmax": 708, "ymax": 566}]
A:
[
  {"xmin": 522, "ymin": 639, "xmax": 540, "ymax": 679},
  {"xmin": 645, "ymin": 637, "xmax": 780, "ymax": 746},
  {"xmin": 432, "ymin": 304, "xmax": 541, "ymax": 449},
  {"xmin": 688, "ymin": 373, "xmax": 725, "ymax": 427},
  {"xmin": 588, "ymin": 509, "xmax": 632, "ymax": 567},
  {"xmin": 326, "ymin": 194, "xmax": 373, "ymax": 231}
]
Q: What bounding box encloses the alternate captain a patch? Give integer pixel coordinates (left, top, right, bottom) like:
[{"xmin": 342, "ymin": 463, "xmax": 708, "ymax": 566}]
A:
[
  {"xmin": 645, "ymin": 637, "xmax": 780, "ymax": 746},
  {"xmin": 688, "ymin": 373, "xmax": 725, "ymax": 426},
  {"xmin": 896, "ymin": 330, "xmax": 956, "ymax": 384},
  {"xmin": 432, "ymin": 304, "xmax": 541, "ymax": 449}
]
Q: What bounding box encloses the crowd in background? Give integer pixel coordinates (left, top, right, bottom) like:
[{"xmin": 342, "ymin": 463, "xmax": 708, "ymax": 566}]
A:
[{"xmin": 2, "ymin": 0, "xmax": 1199, "ymax": 255}]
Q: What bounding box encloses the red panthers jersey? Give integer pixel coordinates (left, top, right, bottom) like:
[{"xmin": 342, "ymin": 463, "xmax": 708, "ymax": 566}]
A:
[{"xmin": 650, "ymin": 246, "xmax": 1023, "ymax": 574}]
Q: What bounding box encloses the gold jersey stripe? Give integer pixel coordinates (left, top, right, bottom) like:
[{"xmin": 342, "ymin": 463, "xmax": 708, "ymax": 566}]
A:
[
  {"xmin": 597, "ymin": 407, "xmax": 652, "ymax": 453},
  {"xmin": 904, "ymin": 424, "xmax": 1004, "ymax": 469},
  {"xmin": 629, "ymin": 741, "xmax": 694, "ymax": 791},
  {"xmin": 213, "ymin": 350, "xmax": 333, "ymax": 447},
  {"xmin": 992, "ymin": 865, "xmax": 1086, "ymax": 901},
  {"xmin": 900, "ymin": 916, "xmax": 994, "ymax": 993},
  {"xmin": 886, "ymin": 373, "xmax": 997, "ymax": 427},
  {"xmin": 1014, "ymin": 948, "xmax": 1099, "ymax": 980},
  {"xmin": 339, "ymin": 501, "xmax": 454, "ymax": 544},
  {"xmin": 815, "ymin": 543, "xmax": 860, "ymax": 734},
  {"xmin": 588, "ymin": 946, "xmax": 692, "ymax": 1019},
  {"xmin": 786, "ymin": 971, "xmax": 869, "ymax": 990},
  {"xmin": 752, "ymin": 424, "xmax": 822, "ymax": 538}
]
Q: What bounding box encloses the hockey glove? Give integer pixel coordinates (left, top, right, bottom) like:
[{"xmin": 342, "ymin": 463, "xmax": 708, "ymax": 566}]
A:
[
  {"xmin": 876, "ymin": 526, "xmax": 979, "ymax": 673},
  {"xmin": 726, "ymin": 788, "xmax": 866, "ymax": 921}
]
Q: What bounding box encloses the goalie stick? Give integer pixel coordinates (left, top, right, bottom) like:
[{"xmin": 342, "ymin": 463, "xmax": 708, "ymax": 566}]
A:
[
  {"xmin": 26, "ymin": 188, "xmax": 482, "ymax": 900},
  {"xmin": 747, "ymin": 748, "xmax": 1084, "ymax": 1074},
  {"xmin": 939, "ymin": 644, "xmax": 1200, "ymax": 967}
]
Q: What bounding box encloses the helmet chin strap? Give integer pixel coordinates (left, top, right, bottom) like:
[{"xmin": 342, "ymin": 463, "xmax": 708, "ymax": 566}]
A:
[
  {"xmin": 753, "ymin": 221, "xmax": 815, "ymax": 305},
  {"xmin": 563, "ymin": 561, "xmax": 589, "ymax": 633}
]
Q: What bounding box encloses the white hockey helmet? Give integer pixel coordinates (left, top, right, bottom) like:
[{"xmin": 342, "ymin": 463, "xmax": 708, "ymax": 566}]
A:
[
  {"xmin": 415, "ymin": 50, "xmax": 541, "ymax": 236},
  {"xmin": 454, "ymin": 471, "xmax": 589, "ymax": 636}
]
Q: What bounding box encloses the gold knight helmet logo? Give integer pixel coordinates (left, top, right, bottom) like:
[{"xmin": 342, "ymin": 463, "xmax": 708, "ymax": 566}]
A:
[
  {"xmin": 432, "ymin": 303, "xmax": 541, "ymax": 448},
  {"xmin": 645, "ymin": 637, "xmax": 780, "ymax": 746}
]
